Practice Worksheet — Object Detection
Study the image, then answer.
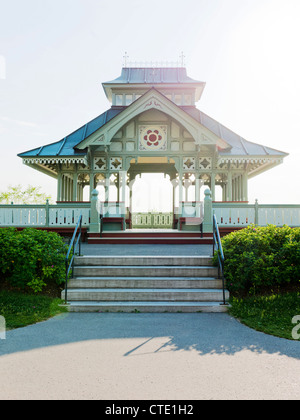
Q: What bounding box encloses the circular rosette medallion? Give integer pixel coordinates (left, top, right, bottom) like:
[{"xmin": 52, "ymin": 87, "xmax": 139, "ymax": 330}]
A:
[{"xmin": 139, "ymin": 126, "xmax": 167, "ymax": 151}]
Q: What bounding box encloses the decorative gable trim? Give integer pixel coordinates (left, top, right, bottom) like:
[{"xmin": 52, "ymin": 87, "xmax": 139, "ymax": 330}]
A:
[{"xmin": 75, "ymin": 89, "xmax": 226, "ymax": 150}]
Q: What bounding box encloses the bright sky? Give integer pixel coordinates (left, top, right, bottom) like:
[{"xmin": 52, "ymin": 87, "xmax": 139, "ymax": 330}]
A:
[{"xmin": 0, "ymin": 0, "xmax": 299, "ymax": 206}]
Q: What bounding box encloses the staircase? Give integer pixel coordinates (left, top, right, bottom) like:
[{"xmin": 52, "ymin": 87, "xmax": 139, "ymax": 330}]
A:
[{"xmin": 62, "ymin": 255, "xmax": 229, "ymax": 313}]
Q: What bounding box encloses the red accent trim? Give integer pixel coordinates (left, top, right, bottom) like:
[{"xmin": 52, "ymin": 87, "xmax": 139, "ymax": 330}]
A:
[{"xmin": 0, "ymin": 227, "xmax": 88, "ymax": 241}]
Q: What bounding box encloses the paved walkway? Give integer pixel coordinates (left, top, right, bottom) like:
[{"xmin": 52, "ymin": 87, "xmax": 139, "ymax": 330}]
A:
[{"xmin": 0, "ymin": 312, "xmax": 299, "ymax": 400}]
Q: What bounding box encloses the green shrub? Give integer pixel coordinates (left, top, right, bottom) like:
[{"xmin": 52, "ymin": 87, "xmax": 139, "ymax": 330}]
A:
[
  {"xmin": 0, "ymin": 228, "xmax": 68, "ymax": 293},
  {"xmin": 219, "ymin": 225, "xmax": 300, "ymax": 294}
]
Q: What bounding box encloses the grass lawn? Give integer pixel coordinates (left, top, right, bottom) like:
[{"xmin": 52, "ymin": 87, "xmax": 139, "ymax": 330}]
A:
[
  {"xmin": 229, "ymin": 291, "xmax": 300, "ymax": 341},
  {"xmin": 0, "ymin": 290, "xmax": 68, "ymax": 330},
  {"xmin": 1, "ymin": 287, "xmax": 300, "ymax": 341}
]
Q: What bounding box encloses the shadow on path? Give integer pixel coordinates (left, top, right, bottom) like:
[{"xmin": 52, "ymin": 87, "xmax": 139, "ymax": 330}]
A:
[{"xmin": 1, "ymin": 313, "xmax": 299, "ymax": 360}]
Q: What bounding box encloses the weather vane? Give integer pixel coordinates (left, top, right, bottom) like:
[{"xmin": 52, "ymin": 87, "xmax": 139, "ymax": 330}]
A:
[
  {"xmin": 180, "ymin": 52, "xmax": 186, "ymax": 67},
  {"xmin": 123, "ymin": 52, "xmax": 129, "ymax": 68}
]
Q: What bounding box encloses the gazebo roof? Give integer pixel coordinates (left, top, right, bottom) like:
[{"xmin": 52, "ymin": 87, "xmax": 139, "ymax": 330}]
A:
[
  {"xmin": 103, "ymin": 67, "xmax": 205, "ymax": 85},
  {"xmin": 184, "ymin": 108, "xmax": 287, "ymax": 157},
  {"xmin": 18, "ymin": 108, "xmax": 123, "ymax": 159},
  {"xmin": 19, "ymin": 102, "xmax": 287, "ymax": 160},
  {"xmin": 102, "ymin": 67, "xmax": 206, "ymax": 102}
]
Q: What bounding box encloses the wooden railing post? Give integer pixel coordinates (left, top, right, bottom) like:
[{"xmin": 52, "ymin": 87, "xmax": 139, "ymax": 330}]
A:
[
  {"xmin": 255, "ymin": 199, "xmax": 259, "ymax": 225},
  {"xmin": 89, "ymin": 189, "xmax": 100, "ymax": 233},
  {"xmin": 45, "ymin": 199, "xmax": 50, "ymax": 227},
  {"xmin": 203, "ymin": 188, "xmax": 213, "ymax": 233}
]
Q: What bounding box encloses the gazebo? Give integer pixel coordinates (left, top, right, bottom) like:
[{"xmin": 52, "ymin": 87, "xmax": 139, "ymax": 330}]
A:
[{"xmin": 18, "ymin": 65, "xmax": 288, "ymax": 232}]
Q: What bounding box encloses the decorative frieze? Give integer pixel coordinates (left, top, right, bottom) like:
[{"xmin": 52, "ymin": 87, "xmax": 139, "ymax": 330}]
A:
[
  {"xmin": 23, "ymin": 157, "xmax": 88, "ymax": 165},
  {"xmin": 94, "ymin": 157, "xmax": 107, "ymax": 170},
  {"xmin": 183, "ymin": 157, "xmax": 195, "ymax": 170},
  {"xmin": 218, "ymin": 157, "xmax": 283, "ymax": 165},
  {"xmin": 199, "ymin": 157, "xmax": 212, "ymax": 170},
  {"xmin": 110, "ymin": 157, "xmax": 122, "ymax": 170}
]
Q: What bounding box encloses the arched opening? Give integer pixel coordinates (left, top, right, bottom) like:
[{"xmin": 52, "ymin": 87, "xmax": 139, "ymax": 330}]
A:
[
  {"xmin": 130, "ymin": 173, "xmax": 174, "ymax": 229},
  {"xmin": 127, "ymin": 157, "xmax": 177, "ymax": 229},
  {"xmin": 132, "ymin": 173, "xmax": 173, "ymax": 213}
]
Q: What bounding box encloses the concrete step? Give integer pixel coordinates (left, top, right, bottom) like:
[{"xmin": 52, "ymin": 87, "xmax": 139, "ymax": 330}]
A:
[
  {"xmin": 99, "ymin": 231, "xmax": 212, "ymax": 237},
  {"xmin": 64, "ymin": 253, "xmax": 229, "ymax": 313},
  {"xmin": 66, "ymin": 301, "xmax": 229, "ymax": 313},
  {"xmin": 74, "ymin": 256, "xmax": 213, "ymax": 267},
  {"xmin": 68, "ymin": 276, "xmax": 223, "ymax": 289},
  {"xmin": 87, "ymin": 237, "xmax": 213, "ymax": 245},
  {"xmin": 62, "ymin": 288, "xmax": 229, "ymax": 302},
  {"xmin": 73, "ymin": 265, "xmax": 218, "ymax": 278}
]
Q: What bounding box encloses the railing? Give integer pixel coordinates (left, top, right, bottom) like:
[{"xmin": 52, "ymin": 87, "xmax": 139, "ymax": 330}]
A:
[
  {"xmin": 213, "ymin": 202, "xmax": 300, "ymax": 227},
  {"xmin": 65, "ymin": 215, "xmax": 82, "ymax": 303},
  {"xmin": 0, "ymin": 200, "xmax": 300, "ymax": 231},
  {"xmin": 213, "ymin": 214, "xmax": 227, "ymax": 305},
  {"xmin": 0, "ymin": 201, "xmax": 90, "ymax": 227},
  {"xmin": 132, "ymin": 212, "xmax": 173, "ymax": 229}
]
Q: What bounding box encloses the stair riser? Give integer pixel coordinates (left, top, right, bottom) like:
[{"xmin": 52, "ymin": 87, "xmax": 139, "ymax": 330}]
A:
[
  {"xmin": 62, "ymin": 290, "xmax": 229, "ymax": 302},
  {"xmin": 74, "ymin": 257, "xmax": 213, "ymax": 267},
  {"xmin": 73, "ymin": 267, "xmax": 218, "ymax": 277},
  {"xmin": 68, "ymin": 279, "xmax": 223, "ymax": 289},
  {"xmin": 64, "ymin": 253, "xmax": 229, "ymax": 312}
]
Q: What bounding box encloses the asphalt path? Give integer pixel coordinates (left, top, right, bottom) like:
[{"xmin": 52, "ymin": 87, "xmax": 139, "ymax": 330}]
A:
[{"xmin": 0, "ymin": 312, "xmax": 299, "ymax": 400}]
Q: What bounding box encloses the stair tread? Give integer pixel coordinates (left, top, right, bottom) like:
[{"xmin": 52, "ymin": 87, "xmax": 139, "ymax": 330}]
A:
[
  {"xmin": 67, "ymin": 301, "xmax": 226, "ymax": 306},
  {"xmin": 88, "ymin": 236, "xmax": 212, "ymax": 239},
  {"xmin": 66, "ymin": 288, "xmax": 225, "ymax": 292},
  {"xmin": 76, "ymin": 255, "xmax": 212, "ymax": 258},
  {"xmin": 74, "ymin": 265, "xmax": 216, "ymax": 269},
  {"xmin": 67, "ymin": 253, "xmax": 228, "ymax": 312},
  {"xmin": 72, "ymin": 276, "xmax": 218, "ymax": 280}
]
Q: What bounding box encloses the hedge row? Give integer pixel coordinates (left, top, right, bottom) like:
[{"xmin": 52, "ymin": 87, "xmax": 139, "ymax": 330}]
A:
[
  {"xmin": 0, "ymin": 228, "xmax": 68, "ymax": 293},
  {"xmin": 220, "ymin": 225, "xmax": 300, "ymax": 294}
]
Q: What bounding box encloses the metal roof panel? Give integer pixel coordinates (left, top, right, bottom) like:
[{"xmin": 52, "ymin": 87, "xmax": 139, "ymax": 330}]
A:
[
  {"xmin": 104, "ymin": 67, "xmax": 204, "ymax": 85},
  {"xmin": 18, "ymin": 108, "xmax": 124, "ymax": 158},
  {"xmin": 182, "ymin": 107, "xmax": 287, "ymax": 157}
]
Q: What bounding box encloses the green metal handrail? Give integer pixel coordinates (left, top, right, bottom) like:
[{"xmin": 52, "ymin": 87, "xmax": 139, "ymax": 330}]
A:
[
  {"xmin": 65, "ymin": 215, "xmax": 82, "ymax": 303},
  {"xmin": 213, "ymin": 214, "xmax": 227, "ymax": 305}
]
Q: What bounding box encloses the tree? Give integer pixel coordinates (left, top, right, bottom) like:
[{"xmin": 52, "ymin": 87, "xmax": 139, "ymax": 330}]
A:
[{"xmin": 0, "ymin": 185, "xmax": 52, "ymax": 204}]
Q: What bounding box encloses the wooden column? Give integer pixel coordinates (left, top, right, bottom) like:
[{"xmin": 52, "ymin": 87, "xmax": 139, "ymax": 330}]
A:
[
  {"xmin": 57, "ymin": 171, "xmax": 62, "ymax": 202},
  {"xmin": 227, "ymin": 172, "xmax": 232, "ymax": 201},
  {"xmin": 243, "ymin": 173, "xmax": 248, "ymax": 201},
  {"xmin": 211, "ymin": 171, "xmax": 216, "ymax": 201},
  {"xmin": 73, "ymin": 172, "xmax": 78, "ymax": 201}
]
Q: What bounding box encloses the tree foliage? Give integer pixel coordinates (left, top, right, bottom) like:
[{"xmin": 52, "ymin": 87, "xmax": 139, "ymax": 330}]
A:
[{"xmin": 0, "ymin": 185, "xmax": 52, "ymax": 204}]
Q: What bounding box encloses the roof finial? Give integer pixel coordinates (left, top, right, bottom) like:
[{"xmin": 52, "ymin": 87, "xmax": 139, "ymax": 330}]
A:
[
  {"xmin": 123, "ymin": 51, "xmax": 129, "ymax": 68},
  {"xmin": 180, "ymin": 51, "xmax": 186, "ymax": 67}
]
